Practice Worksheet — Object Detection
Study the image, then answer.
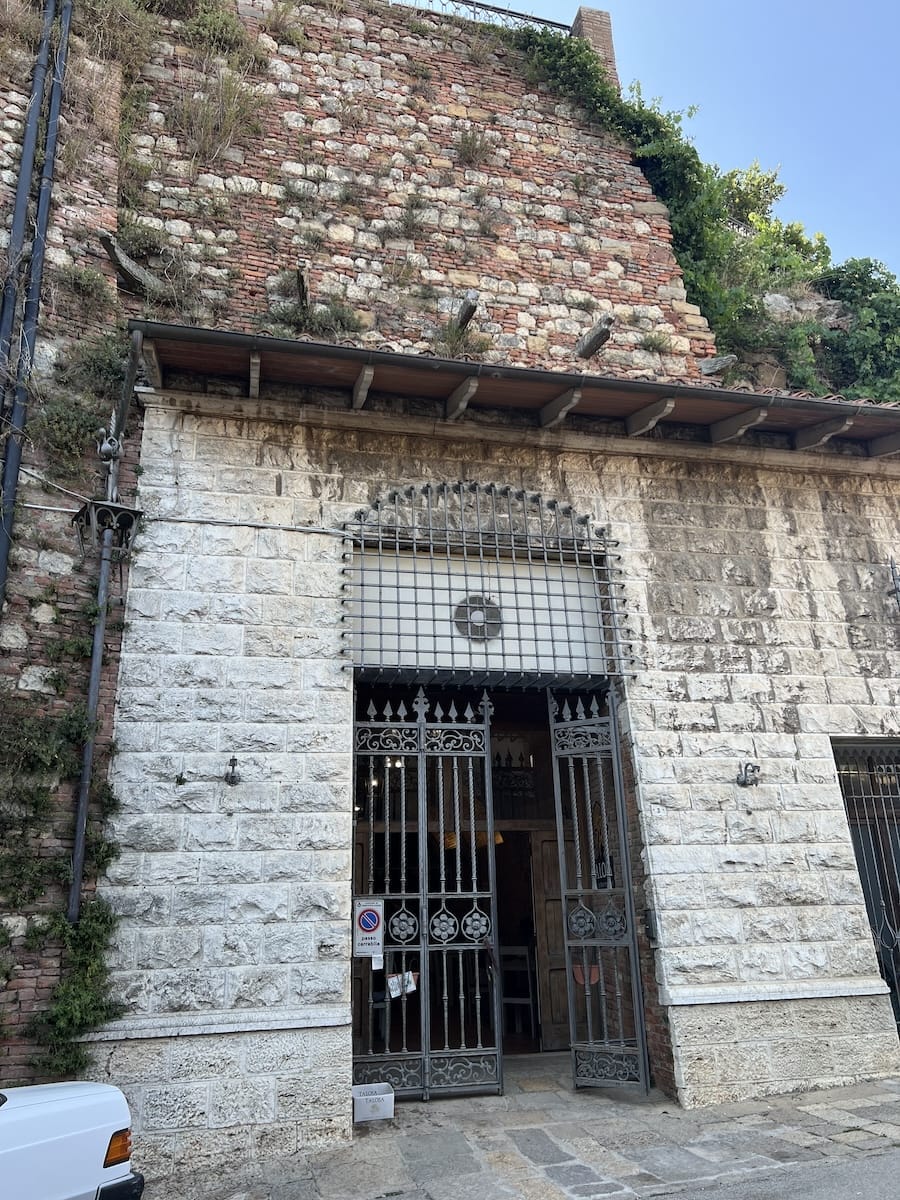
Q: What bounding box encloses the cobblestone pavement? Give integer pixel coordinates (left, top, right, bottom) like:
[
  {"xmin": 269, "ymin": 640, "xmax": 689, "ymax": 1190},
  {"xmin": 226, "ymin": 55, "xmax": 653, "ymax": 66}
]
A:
[{"xmin": 152, "ymin": 1056, "xmax": 900, "ymax": 1200}]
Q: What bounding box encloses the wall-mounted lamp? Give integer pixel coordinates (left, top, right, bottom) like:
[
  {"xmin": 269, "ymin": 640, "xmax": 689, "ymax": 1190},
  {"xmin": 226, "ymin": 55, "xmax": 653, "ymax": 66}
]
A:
[
  {"xmin": 224, "ymin": 756, "xmax": 240, "ymax": 786},
  {"xmin": 736, "ymin": 762, "xmax": 760, "ymax": 787}
]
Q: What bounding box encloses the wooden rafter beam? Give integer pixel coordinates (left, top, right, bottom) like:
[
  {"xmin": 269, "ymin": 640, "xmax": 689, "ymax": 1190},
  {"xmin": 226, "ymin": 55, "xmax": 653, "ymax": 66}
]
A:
[
  {"xmin": 141, "ymin": 339, "xmax": 163, "ymax": 388},
  {"xmin": 793, "ymin": 416, "xmax": 854, "ymax": 451},
  {"xmin": 248, "ymin": 351, "xmax": 261, "ymax": 399},
  {"xmin": 867, "ymin": 430, "xmax": 900, "ymax": 459},
  {"xmin": 539, "ymin": 388, "xmax": 582, "ymax": 429},
  {"xmin": 709, "ymin": 406, "xmax": 768, "ymax": 444},
  {"xmin": 444, "ymin": 377, "xmax": 478, "ymax": 421},
  {"xmin": 626, "ymin": 396, "xmax": 676, "ymax": 437},
  {"xmin": 352, "ymin": 365, "xmax": 375, "ymax": 410}
]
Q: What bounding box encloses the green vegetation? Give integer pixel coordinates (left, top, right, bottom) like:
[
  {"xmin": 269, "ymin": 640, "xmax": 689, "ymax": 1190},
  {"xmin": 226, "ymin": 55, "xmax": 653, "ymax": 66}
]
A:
[
  {"xmin": 170, "ymin": 65, "xmax": 265, "ymax": 165},
  {"xmin": 54, "ymin": 266, "xmax": 113, "ymax": 318},
  {"xmin": 261, "ymin": 1, "xmax": 308, "ymax": 49},
  {"xmin": 508, "ymin": 28, "xmax": 900, "ymax": 401},
  {"xmin": 434, "ymin": 320, "xmax": 491, "ymax": 360},
  {"xmin": 456, "ymin": 128, "xmax": 492, "ymax": 167},
  {"xmin": 0, "ymin": 696, "xmax": 121, "ymax": 1070},
  {"xmin": 28, "ymin": 901, "xmax": 125, "ymax": 1075},
  {"xmin": 267, "ymin": 273, "xmax": 363, "ymax": 338},
  {"xmin": 640, "ymin": 331, "xmax": 674, "ymax": 355},
  {"xmin": 184, "ymin": 0, "xmax": 268, "ymax": 70}
]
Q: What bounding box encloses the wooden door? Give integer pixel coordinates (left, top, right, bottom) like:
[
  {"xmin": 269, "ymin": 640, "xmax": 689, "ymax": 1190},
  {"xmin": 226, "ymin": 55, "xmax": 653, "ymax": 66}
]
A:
[{"xmin": 531, "ymin": 829, "xmax": 570, "ymax": 1051}]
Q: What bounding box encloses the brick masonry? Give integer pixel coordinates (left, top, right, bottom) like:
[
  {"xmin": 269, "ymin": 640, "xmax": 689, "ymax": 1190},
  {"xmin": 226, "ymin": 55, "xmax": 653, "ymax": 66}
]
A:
[{"xmin": 1, "ymin": 0, "xmax": 899, "ymax": 1179}]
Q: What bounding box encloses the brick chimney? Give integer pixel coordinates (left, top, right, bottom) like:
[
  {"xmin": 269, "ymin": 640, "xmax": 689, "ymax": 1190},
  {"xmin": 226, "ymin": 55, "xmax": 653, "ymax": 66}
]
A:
[{"xmin": 570, "ymin": 8, "xmax": 620, "ymax": 91}]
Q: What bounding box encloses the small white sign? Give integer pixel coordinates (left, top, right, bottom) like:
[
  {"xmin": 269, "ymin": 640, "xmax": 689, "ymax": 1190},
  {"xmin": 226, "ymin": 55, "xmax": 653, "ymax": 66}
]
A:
[
  {"xmin": 353, "ymin": 899, "xmax": 384, "ymax": 958},
  {"xmin": 387, "ymin": 970, "xmax": 418, "ymax": 999}
]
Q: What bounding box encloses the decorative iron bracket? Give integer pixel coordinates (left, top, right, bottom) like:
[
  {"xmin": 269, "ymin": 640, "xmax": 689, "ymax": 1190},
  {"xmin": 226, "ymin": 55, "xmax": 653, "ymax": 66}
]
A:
[{"xmin": 73, "ymin": 499, "xmax": 142, "ymax": 560}]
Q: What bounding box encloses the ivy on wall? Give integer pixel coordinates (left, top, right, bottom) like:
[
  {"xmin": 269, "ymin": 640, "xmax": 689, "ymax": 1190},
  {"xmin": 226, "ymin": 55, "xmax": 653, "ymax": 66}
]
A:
[
  {"xmin": 0, "ymin": 697, "xmax": 122, "ymax": 1076},
  {"xmin": 507, "ymin": 27, "xmax": 900, "ymax": 401}
]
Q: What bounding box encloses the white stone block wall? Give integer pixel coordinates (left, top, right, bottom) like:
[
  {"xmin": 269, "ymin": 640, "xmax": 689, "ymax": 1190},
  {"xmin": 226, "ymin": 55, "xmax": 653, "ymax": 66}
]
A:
[
  {"xmin": 96, "ymin": 402, "xmax": 356, "ymax": 1168},
  {"xmin": 593, "ymin": 455, "xmax": 900, "ymax": 1100},
  {"xmin": 99, "ymin": 399, "xmax": 900, "ymax": 1168}
]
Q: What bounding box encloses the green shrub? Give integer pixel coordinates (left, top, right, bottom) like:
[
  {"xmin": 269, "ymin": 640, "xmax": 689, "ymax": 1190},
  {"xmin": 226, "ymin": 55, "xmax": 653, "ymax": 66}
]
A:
[
  {"xmin": 270, "ymin": 296, "xmax": 363, "ymax": 337},
  {"xmin": 456, "ymin": 128, "xmax": 491, "ymax": 167},
  {"xmin": 55, "ymin": 266, "xmax": 113, "ymax": 317},
  {"xmin": 184, "ymin": 0, "xmax": 268, "ymax": 71},
  {"xmin": 640, "ymin": 331, "xmax": 673, "ymax": 354},
  {"xmin": 170, "ymin": 65, "xmax": 265, "ymax": 163},
  {"xmin": 261, "ymin": 1, "xmax": 308, "ymax": 48}
]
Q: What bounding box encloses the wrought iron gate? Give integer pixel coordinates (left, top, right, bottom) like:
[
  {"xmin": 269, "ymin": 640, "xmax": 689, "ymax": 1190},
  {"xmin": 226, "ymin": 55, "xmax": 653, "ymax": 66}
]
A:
[
  {"xmin": 835, "ymin": 744, "xmax": 900, "ymax": 1026},
  {"xmin": 548, "ymin": 690, "xmax": 650, "ymax": 1090},
  {"xmin": 353, "ymin": 688, "xmax": 502, "ymax": 1097}
]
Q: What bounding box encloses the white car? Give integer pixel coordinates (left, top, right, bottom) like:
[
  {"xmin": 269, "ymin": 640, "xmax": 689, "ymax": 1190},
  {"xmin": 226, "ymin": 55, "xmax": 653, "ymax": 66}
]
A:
[{"xmin": 0, "ymin": 1081, "xmax": 144, "ymax": 1200}]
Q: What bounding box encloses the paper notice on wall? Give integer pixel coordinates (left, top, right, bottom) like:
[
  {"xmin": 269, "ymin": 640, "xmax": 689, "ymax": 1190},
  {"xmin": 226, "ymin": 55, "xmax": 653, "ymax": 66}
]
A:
[{"xmin": 387, "ymin": 971, "xmax": 418, "ymax": 999}]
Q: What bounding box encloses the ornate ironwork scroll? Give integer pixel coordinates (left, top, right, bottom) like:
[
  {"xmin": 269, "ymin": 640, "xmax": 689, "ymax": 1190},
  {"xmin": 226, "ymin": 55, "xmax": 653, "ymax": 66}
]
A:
[{"xmin": 346, "ymin": 483, "xmax": 628, "ymax": 688}]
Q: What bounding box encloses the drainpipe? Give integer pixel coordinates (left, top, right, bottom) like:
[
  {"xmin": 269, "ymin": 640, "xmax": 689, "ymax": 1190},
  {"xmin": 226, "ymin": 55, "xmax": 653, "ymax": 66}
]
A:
[
  {"xmin": 0, "ymin": 0, "xmax": 73, "ymax": 608},
  {"xmin": 0, "ymin": 0, "xmax": 57, "ymax": 379},
  {"xmin": 66, "ymin": 527, "xmax": 113, "ymax": 923},
  {"xmin": 66, "ymin": 329, "xmax": 143, "ymax": 923}
]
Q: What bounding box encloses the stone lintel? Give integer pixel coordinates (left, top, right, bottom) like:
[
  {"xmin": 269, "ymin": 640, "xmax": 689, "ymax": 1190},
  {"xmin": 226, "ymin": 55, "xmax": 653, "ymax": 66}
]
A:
[
  {"xmin": 709, "ymin": 406, "xmax": 768, "ymax": 444},
  {"xmin": 444, "ymin": 376, "xmax": 479, "ymax": 421}
]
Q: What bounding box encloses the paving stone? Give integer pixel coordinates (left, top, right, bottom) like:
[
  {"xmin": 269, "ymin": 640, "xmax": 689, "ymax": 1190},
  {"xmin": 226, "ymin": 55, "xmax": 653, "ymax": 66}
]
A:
[
  {"xmin": 143, "ymin": 1068, "xmax": 900, "ymax": 1199},
  {"xmin": 424, "ymin": 1174, "xmax": 522, "ymax": 1200},
  {"xmin": 543, "ymin": 1163, "xmax": 602, "ymax": 1186},
  {"xmin": 569, "ymin": 1184, "xmax": 631, "ymax": 1197},
  {"xmin": 396, "ymin": 1132, "xmax": 472, "ymax": 1162},
  {"xmin": 624, "ymin": 1147, "xmax": 723, "ymax": 1182},
  {"xmin": 762, "ymin": 1145, "xmax": 823, "ymax": 1163},
  {"xmin": 407, "ymin": 1155, "xmax": 480, "ymax": 1182},
  {"xmin": 507, "ymin": 1129, "xmax": 575, "ymax": 1165}
]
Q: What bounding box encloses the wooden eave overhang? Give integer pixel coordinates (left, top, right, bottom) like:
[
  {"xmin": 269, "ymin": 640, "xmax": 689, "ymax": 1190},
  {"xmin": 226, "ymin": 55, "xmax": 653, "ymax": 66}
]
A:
[{"xmin": 130, "ymin": 320, "xmax": 900, "ymax": 459}]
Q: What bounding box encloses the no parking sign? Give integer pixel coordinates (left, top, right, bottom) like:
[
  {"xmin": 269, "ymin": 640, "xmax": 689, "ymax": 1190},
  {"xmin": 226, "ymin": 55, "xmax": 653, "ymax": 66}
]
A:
[{"xmin": 353, "ymin": 899, "xmax": 384, "ymax": 958}]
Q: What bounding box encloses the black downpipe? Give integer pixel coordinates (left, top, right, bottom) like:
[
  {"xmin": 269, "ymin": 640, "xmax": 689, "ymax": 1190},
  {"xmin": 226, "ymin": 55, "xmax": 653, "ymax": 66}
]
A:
[
  {"xmin": 0, "ymin": 0, "xmax": 73, "ymax": 607},
  {"xmin": 0, "ymin": 0, "xmax": 57, "ymax": 380},
  {"xmin": 66, "ymin": 528, "xmax": 113, "ymax": 924},
  {"xmin": 67, "ymin": 329, "xmax": 143, "ymax": 923}
]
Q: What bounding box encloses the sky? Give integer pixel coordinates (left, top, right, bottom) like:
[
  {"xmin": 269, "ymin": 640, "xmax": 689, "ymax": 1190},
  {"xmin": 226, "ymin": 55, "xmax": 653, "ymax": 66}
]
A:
[{"xmin": 409, "ymin": 0, "xmax": 900, "ymax": 277}]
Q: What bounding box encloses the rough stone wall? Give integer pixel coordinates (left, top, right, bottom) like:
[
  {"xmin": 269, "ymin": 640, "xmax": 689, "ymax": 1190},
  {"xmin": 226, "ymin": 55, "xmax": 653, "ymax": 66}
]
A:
[
  {"xmin": 105, "ymin": 0, "xmax": 712, "ymax": 376},
  {"xmin": 102, "ymin": 394, "xmax": 900, "ymax": 1170},
  {"xmin": 0, "ymin": 31, "xmax": 131, "ymax": 1064}
]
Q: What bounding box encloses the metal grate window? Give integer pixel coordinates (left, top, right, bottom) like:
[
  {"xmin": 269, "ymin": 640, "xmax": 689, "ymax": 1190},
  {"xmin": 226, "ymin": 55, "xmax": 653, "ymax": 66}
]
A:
[
  {"xmin": 835, "ymin": 743, "xmax": 900, "ymax": 1025},
  {"xmin": 345, "ymin": 483, "xmax": 626, "ymax": 688}
]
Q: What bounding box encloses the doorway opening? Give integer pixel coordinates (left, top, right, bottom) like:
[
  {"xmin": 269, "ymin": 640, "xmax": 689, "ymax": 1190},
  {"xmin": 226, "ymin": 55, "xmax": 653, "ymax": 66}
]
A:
[{"xmin": 351, "ymin": 684, "xmax": 649, "ymax": 1098}]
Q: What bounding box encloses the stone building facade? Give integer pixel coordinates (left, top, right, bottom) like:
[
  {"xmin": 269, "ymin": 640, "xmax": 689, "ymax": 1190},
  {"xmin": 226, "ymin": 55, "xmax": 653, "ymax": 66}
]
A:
[{"xmin": 2, "ymin": 0, "xmax": 900, "ymax": 1183}]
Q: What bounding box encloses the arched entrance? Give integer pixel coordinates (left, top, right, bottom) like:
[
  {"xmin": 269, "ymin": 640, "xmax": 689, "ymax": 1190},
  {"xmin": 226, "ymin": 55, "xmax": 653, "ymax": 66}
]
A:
[{"xmin": 346, "ymin": 484, "xmax": 649, "ymax": 1098}]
